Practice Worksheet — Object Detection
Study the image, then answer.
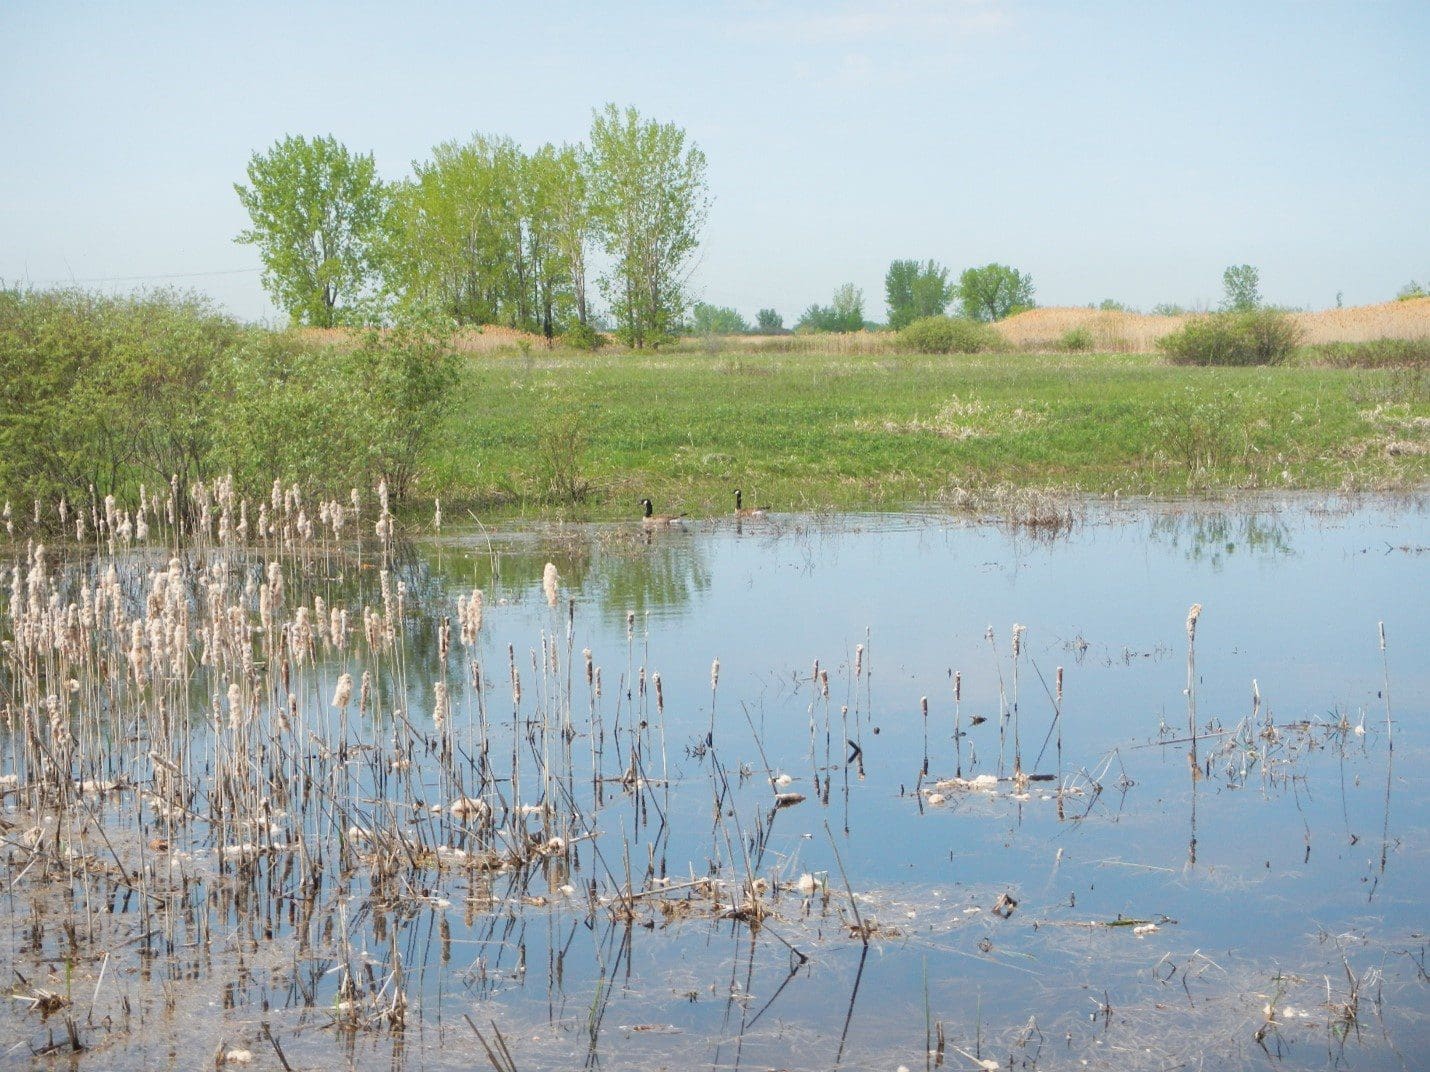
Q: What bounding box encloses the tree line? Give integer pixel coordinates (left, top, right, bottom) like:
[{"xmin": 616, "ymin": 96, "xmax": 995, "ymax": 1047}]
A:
[
  {"xmin": 689, "ymin": 262, "xmax": 1037, "ymax": 338},
  {"xmin": 235, "ymin": 104, "xmax": 708, "ymax": 348}
]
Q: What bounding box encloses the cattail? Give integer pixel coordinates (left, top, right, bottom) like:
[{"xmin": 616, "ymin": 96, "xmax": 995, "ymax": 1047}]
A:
[
  {"xmin": 227, "ymin": 681, "xmax": 242, "ymax": 729},
  {"xmin": 1056, "ymin": 666, "xmax": 1064, "ymax": 703},
  {"xmin": 432, "ymin": 498, "xmax": 442, "ymax": 531},
  {"xmin": 626, "ymin": 610, "xmax": 635, "ymax": 641},
  {"xmin": 1012, "ymin": 623, "xmax": 1026, "ymax": 659},
  {"xmin": 332, "ymin": 673, "xmax": 353, "ymax": 709},
  {"xmin": 359, "ymin": 669, "xmax": 372, "ymax": 714},
  {"xmin": 955, "ymin": 670, "xmax": 962, "ymax": 703},
  {"xmin": 433, "ymin": 681, "xmax": 449, "ymax": 728},
  {"xmin": 1186, "ymin": 603, "xmax": 1202, "ymax": 641},
  {"xmin": 854, "ymin": 644, "xmax": 864, "ymax": 678},
  {"xmin": 594, "ymin": 666, "xmax": 602, "ymax": 699},
  {"xmin": 710, "ymin": 658, "xmax": 720, "ymax": 690},
  {"xmin": 542, "ymin": 562, "xmax": 559, "ymax": 607},
  {"xmin": 585, "ymin": 649, "xmax": 594, "ymax": 686},
  {"xmin": 654, "ymin": 671, "xmax": 664, "ymax": 715},
  {"xmin": 438, "ymin": 615, "xmax": 450, "ymax": 664}
]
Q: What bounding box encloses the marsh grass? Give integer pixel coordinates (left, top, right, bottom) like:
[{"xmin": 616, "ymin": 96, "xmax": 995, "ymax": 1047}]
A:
[{"xmin": 429, "ymin": 350, "xmax": 1429, "ymax": 518}]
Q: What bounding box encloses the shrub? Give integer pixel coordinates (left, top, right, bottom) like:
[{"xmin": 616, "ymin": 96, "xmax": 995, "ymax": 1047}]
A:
[
  {"xmin": 1157, "ymin": 309, "xmax": 1303, "ymax": 366},
  {"xmin": 0, "ymin": 287, "xmax": 239, "ymax": 506},
  {"xmin": 562, "ymin": 322, "xmax": 607, "ymax": 351},
  {"xmin": 898, "ymin": 316, "xmax": 1003, "ymax": 354},
  {"xmin": 1060, "ymin": 327, "xmax": 1094, "ymax": 352},
  {"xmin": 1297, "ymin": 338, "xmax": 1430, "ymax": 368}
]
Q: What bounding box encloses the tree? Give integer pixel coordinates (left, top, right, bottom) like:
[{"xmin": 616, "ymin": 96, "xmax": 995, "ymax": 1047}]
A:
[
  {"xmin": 957, "ymin": 264, "xmax": 1035, "ymax": 322},
  {"xmin": 796, "ymin": 284, "xmax": 864, "ymax": 333},
  {"xmin": 755, "ymin": 308, "xmax": 784, "ymax": 333},
  {"xmin": 690, "ymin": 303, "xmax": 749, "ymax": 335},
  {"xmin": 1220, "ymin": 264, "xmax": 1261, "ymax": 312},
  {"xmin": 522, "ymin": 144, "xmax": 579, "ymax": 339},
  {"xmin": 383, "ymin": 133, "xmax": 528, "ymax": 327},
  {"xmin": 234, "ymin": 135, "xmax": 389, "ymax": 327},
  {"xmin": 586, "ymin": 103, "xmax": 709, "ymax": 348},
  {"xmin": 885, "ymin": 259, "xmax": 954, "ymax": 330},
  {"xmin": 545, "ymin": 143, "xmax": 594, "ymax": 327}
]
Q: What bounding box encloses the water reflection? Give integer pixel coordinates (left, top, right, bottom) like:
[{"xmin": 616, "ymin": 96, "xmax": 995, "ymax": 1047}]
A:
[
  {"xmin": 1, "ymin": 496, "xmax": 1426, "ymax": 1072},
  {"xmin": 1147, "ymin": 505, "xmax": 1295, "ymax": 567}
]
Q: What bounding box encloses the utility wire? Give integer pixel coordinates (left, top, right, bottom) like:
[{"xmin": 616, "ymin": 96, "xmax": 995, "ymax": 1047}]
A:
[{"xmin": 14, "ymin": 267, "xmax": 260, "ymax": 285}]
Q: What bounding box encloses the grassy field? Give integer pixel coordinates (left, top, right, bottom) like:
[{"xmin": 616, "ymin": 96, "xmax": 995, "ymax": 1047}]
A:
[{"xmin": 424, "ymin": 347, "xmax": 1429, "ymax": 519}]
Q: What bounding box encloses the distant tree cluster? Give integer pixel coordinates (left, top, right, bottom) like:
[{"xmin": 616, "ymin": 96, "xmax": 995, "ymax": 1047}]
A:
[
  {"xmin": 797, "ymin": 283, "xmax": 865, "ymax": 333},
  {"xmin": 235, "ymin": 105, "xmax": 708, "ymax": 348},
  {"xmin": 877, "ymin": 260, "xmax": 1036, "ymax": 331}
]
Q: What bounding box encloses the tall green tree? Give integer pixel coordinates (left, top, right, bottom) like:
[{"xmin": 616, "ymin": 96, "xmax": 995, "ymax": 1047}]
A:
[
  {"xmin": 234, "ymin": 134, "xmax": 389, "ymax": 327},
  {"xmin": 755, "ymin": 308, "xmax": 784, "ymax": 332},
  {"xmin": 522, "ymin": 144, "xmax": 578, "ymax": 339},
  {"xmin": 885, "ymin": 259, "xmax": 954, "ymax": 330},
  {"xmin": 384, "ymin": 133, "xmax": 528, "ymax": 327},
  {"xmin": 957, "ymin": 263, "xmax": 1035, "ymax": 322},
  {"xmin": 586, "ymin": 103, "xmax": 709, "ymax": 348},
  {"xmin": 796, "ymin": 283, "xmax": 865, "ymax": 333},
  {"xmin": 546, "ymin": 143, "xmax": 594, "ymax": 327},
  {"xmin": 690, "ymin": 303, "xmax": 749, "ymax": 334},
  {"xmin": 1220, "ymin": 264, "xmax": 1261, "ymax": 311}
]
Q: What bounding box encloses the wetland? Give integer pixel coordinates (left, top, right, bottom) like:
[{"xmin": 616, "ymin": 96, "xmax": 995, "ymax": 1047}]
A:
[{"xmin": 1, "ymin": 489, "xmax": 1426, "ymax": 1070}]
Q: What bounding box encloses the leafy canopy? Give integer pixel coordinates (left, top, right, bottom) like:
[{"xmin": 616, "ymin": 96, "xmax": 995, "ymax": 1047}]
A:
[
  {"xmin": 586, "ymin": 103, "xmax": 709, "ymax": 348},
  {"xmin": 1220, "ymin": 264, "xmax": 1261, "ymax": 312},
  {"xmin": 885, "ymin": 259, "xmax": 954, "ymax": 330},
  {"xmin": 755, "ymin": 308, "xmax": 784, "ymax": 332},
  {"xmin": 690, "ymin": 303, "xmax": 749, "ymax": 335},
  {"xmin": 957, "ymin": 264, "xmax": 1035, "ymax": 322},
  {"xmin": 797, "ymin": 283, "xmax": 864, "ymax": 333},
  {"xmin": 234, "ymin": 134, "xmax": 389, "ymax": 327}
]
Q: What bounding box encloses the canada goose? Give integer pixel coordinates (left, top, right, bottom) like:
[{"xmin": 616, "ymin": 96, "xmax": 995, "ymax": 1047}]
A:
[
  {"xmin": 640, "ymin": 498, "xmax": 685, "ymax": 527},
  {"xmin": 733, "ymin": 490, "xmax": 767, "ymax": 519}
]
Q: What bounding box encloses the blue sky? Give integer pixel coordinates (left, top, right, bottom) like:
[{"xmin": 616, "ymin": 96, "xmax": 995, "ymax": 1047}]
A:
[{"xmin": 2, "ymin": 1, "xmax": 1427, "ymax": 324}]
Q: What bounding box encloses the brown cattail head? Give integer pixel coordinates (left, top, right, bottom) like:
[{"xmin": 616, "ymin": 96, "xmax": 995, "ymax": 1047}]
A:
[
  {"xmin": 1056, "ymin": 666, "xmax": 1064, "ymax": 703},
  {"xmin": 542, "ymin": 563, "xmax": 559, "ymax": 607},
  {"xmin": 332, "ymin": 673, "xmax": 354, "ymax": 709},
  {"xmin": 1186, "ymin": 603, "xmax": 1203, "ymax": 641}
]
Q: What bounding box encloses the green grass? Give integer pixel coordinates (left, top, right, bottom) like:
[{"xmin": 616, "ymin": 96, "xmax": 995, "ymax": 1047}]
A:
[{"xmin": 421, "ymin": 347, "xmax": 1430, "ymax": 518}]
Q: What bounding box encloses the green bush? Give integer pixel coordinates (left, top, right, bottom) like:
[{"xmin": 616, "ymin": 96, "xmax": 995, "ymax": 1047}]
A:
[
  {"xmin": 214, "ymin": 318, "xmax": 460, "ymax": 498},
  {"xmin": 562, "ymin": 322, "xmax": 608, "ymax": 351},
  {"xmin": 1297, "ymin": 338, "xmax": 1430, "ymax": 368},
  {"xmin": 0, "ymin": 287, "xmax": 239, "ymax": 506},
  {"xmin": 1060, "ymin": 327, "xmax": 1094, "ymax": 352},
  {"xmin": 1157, "ymin": 309, "xmax": 1303, "ymax": 366},
  {"xmin": 0, "ymin": 287, "xmax": 459, "ymax": 511},
  {"xmin": 897, "ymin": 315, "xmax": 1002, "ymax": 354}
]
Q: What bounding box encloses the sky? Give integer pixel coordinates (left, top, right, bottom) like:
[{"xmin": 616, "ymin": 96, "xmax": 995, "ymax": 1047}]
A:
[{"xmin": 2, "ymin": 1, "xmax": 1427, "ymax": 325}]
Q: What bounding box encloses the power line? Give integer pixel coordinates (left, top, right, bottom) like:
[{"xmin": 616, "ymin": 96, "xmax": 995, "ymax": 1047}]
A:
[{"xmin": 15, "ymin": 267, "xmax": 261, "ymax": 285}]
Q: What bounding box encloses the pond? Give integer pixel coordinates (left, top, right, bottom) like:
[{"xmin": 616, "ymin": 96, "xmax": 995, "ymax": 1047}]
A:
[{"xmin": 1, "ymin": 493, "xmax": 1426, "ymax": 1071}]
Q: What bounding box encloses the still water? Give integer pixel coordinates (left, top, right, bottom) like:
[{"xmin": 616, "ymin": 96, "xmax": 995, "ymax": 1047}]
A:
[{"xmin": 2, "ymin": 495, "xmax": 1426, "ymax": 1070}]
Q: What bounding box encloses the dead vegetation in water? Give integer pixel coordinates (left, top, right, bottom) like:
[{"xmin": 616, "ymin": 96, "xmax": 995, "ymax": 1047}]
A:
[{"xmin": 0, "ymin": 483, "xmax": 1419, "ymax": 1070}]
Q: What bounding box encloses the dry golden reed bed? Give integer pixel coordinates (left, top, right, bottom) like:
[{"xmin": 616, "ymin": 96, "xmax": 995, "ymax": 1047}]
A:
[
  {"xmin": 295, "ymin": 297, "xmax": 1430, "ymax": 355},
  {"xmin": 997, "ymin": 297, "xmax": 1430, "ymax": 352}
]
